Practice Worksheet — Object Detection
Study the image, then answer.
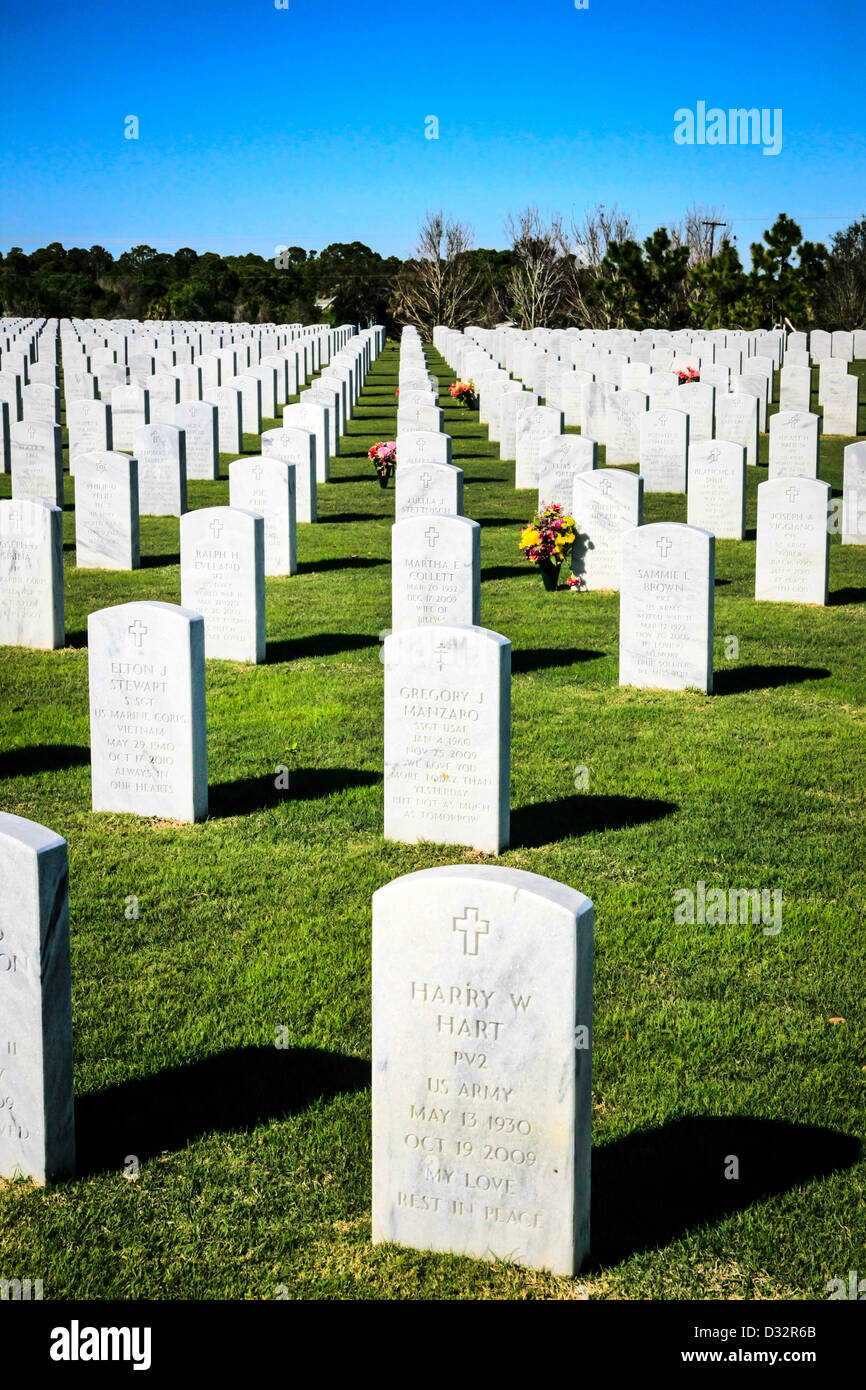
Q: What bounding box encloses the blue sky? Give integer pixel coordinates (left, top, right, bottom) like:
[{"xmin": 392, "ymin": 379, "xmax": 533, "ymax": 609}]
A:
[{"xmin": 1, "ymin": 0, "xmax": 863, "ymax": 262}]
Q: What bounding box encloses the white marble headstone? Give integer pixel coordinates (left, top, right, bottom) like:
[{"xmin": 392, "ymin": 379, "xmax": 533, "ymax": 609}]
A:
[
  {"xmin": 639, "ymin": 409, "xmax": 689, "ymax": 492},
  {"xmin": 74, "ymin": 452, "xmax": 140, "ymax": 570},
  {"xmin": 0, "ymin": 813, "xmax": 74, "ymax": 1184},
  {"xmin": 391, "ymin": 515, "xmax": 480, "ymax": 631},
  {"xmin": 571, "ymin": 469, "xmax": 643, "ymax": 591},
  {"xmin": 180, "ymin": 506, "xmax": 266, "ymax": 662},
  {"xmin": 768, "ymin": 411, "xmax": 820, "ymax": 480},
  {"xmin": 372, "ymin": 863, "xmax": 593, "ymax": 1276},
  {"xmin": 619, "ymin": 523, "xmax": 714, "ymax": 692},
  {"xmin": 10, "ymin": 420, "xmax": 63, "ymax": 506},
  {"xmin": 395, "ymin": 462, "xmax": 464, "ymax": 520},
  {"xmin": 384, "ymin": 625, "xmax": 510, "ymax": 853},
  {"xmin": 0, "ymin": 498, "xmax": 64, "ymax": 649},
  {"xmin": 229, "ymin": 456, "xmax": 297, "ymax": 577},
  {"xmin": 88, "ymin": 601, "xmax": 208, "ymax": 821},
  {"xmin": 133, "ymin": 423, "xmax": 187, "ymax": 516},
  {"xmin": 175, "ymin": 401, "xmax": 219, "ymax": 480},
  {"xmin": 755, "ymin": 478, "xmax": 830, "ymax": 605},
  {"xmin": 686, "ymin": 440, "xmax": 746, "ymax": 539},
  {"xmin": 842, "ymin": 441, "xmax": 866, "ymax": 546},
  {"xmin": 261, "ymin": 426, "xmax": 317, "ymax": 523}
]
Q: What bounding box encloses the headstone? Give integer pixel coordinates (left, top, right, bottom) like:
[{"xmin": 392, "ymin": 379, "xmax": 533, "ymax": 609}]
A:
[
  {"xmin": 605, "ymin": 389, "xmax": 648, "ymax": 464},
  {"xmin": 88, "ymin": 601, "xmax": 208, "ymax": 820},
  {"xmin": 536, "ymin": 435, "xmax": 596, "ymax": 511},
  {"xmin": 205, "ymin": 386, "xmax": 243, "ymax": 454},
  {"xmin": 842, "ymin": 441, "xmax": 866, "ymax": 545},
  {"xmin": 67, "ymin": 398, "xmax": 113, "ymax": 474},
  {"xmin": 133, "ymin": 424, "xmax": 187, "ymax": 516},
  {"xmin": 755, "ymin": 478, "xmax": 830, "ymax": 606},
  {"xmin": 0, "ymin": 499, "xmax": 64, "ymax": 649},
  {"xmin": 779, "ymin": 364, "xmax": 812, "ymax": 413},
  {"xmin": 110, "ymin": 384, "xmax": 149, "ymax": 451},
  {"xmin": 371, "ymin": 863, "xmax": 593, "ymax": 1276},
  {"xmin": 571, "ymin": 469, "xmax": 642, "ymax": 591},
  {"xmin": 395, "ymin": 462, "xmax": 464, "ymax": 520},
  {"xmin": 396, "ymin": 432, "xmax": 452, "ymax": 468},
  {"xmin": 515, "ymin": 406, "xmax": 564, "ymax": 489},
  {"xmin": 175, "ymin": 401, "xmax": 219, "ymax": 480},
  {"xmin": 499, "ymin": 391, "xmax": 540, "ymax": 461},
  {"xmin": 10, "ymin": 421, "xmax": 63, "ymax": 507},
  {"xmin": 147, "ymin": 373, "xmax": 181, "ymax": 426},
  {"xmin": 229, "ymin": 456, "xmax": 297, "ymax": 576},
  {"xmin": 74, "ymin": 452, "xmax": 140, "ymax": 570},
  {"xmin": 397, "ymin": 404, "xmax": 444, "ymax": 436},
  {"xmin": 619, "ymin": 523, "xmax": 714, "ymax": 692},
  {"xmin": 768, "ymin": 411, "xmax": 820, "ymax": 479},
  {"xmin": 822, "ymin": 374, "xmax": 859, "ymax": 435},
  {"xmin": 715, "ymin": 392, "xmax": 759, "ymax": 466},
  {"xmin": 283, "ymin": 401, "xmax": 330, "ymax": 481},
  {"xmin": 392, "ymin": 515, "xmax": 480, "ymax": 631},
  {"xmin": 227, "ymin": 375, "xmax": 263, "ymax": 436},
  {"xmin": 0, "ymin": 813, "xmax": 75, "ymax": 1184},
  {"xmin": 261, "ymin": 426, "xmax": 316, "ymax": 523},
  {"xmin": 686, "ymin": 440, "xmax": 746, "ymax": 539},
  {"xmin": 384, "ymin": 625, "xmax": 510, "ymax": 853},
  {"xmin": 809, "ymin": 329, "xmax": 832, "ymax": 363},
  {"xmin": 639, "ymin": 409, "xmax": 689, "ymax": 492},
  {"xmin": 180, "ymin": 507, "xmax": 266, "ymax": 662},
  {"xmin": 678, "ymin": 381, "xmax": 715, "ymax": 442}
]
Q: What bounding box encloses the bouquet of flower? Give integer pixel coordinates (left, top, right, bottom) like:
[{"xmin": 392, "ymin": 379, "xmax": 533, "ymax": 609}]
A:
[
  {"xmin": 368, "ymin": 440, "xmax": 397, "ymax": 483},
  {"xmin": 677, "ymin": 367, "xmax": 700, "ymax": 384},
  {"xmin": 519, "ymin": 504, "xmax": 578, "ymax": 590},
  {"xmin": 449, "ymin": 380, "xmax": 477, "ymax": 408}
]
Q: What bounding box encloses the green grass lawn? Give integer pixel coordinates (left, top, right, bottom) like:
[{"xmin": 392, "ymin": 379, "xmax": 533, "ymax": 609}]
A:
[{"xmin": 0, "ymin": 345, "xmax": 864, "ymax": 1300}]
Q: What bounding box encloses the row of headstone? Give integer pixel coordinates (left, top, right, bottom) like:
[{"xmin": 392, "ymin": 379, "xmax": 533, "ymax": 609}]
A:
[{"xmin": 0, "ymin": 799, "xmax": 593, "ymax": 1279}]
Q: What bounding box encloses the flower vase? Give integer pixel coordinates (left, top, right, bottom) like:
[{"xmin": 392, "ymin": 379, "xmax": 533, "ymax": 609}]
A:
[
  {"xmin": 538, "ymin": 559, "xmax": 561, "ymax": 592},
  {"xmin": 377, "ymin": 471, "xmax": 391, "ymax": 489}
]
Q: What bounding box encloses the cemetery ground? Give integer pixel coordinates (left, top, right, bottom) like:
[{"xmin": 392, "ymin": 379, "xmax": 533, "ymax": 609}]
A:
[{"xmin": 1, "ymin": 347, "xmax": 864, "ymax": 1301}]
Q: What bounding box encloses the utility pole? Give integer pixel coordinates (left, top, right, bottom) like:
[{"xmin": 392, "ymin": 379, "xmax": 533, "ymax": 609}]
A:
[{"xmin": 702, "ymin": 220, "xmax": 727, "ymax": 258}]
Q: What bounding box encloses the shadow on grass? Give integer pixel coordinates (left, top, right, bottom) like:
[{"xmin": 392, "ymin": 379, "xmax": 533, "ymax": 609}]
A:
[
  {"xmin": 481, "ymin": 564, "xmax": 535, "ymax": 582},
  {"xmin": 511, "ymin": 793, "xmax": 676, "ymax": 847},
  {"xmin": 512, "ymin": 647, "xmax": 605, "ymax": 674},
  {"xmin": 325, "ymin": 511, "xmax": 388, "ymax": 524},
  {"xmin": 74, "ymin": 1045, "xmax": 372, "ymax": 1175},
  {"xmin": 0, "ymin": 743, "xmax": 90, "ymax": 778},
  {"xmin": 714, "ymin": 664, "xmax": 831, "ymax": 694},
  {"xmin": 140, "ymin": 552, "xmax": 180, "ymax": 568},
  {"xmin": 829, "ymin": 586, "xmax": 866, "ymax": 606},
  {"xmin": 209, "ymin": 766, "xmax": 380, "ymax": 817},
  {"xmin": 323, "ymin": 472, "xmax": 377, "ymax": 483},
  {"xmin": 266, "ymin": 632, "xmax": 379, "ymax": 663},
  {"xmin": 297, "ymin": 556, "xmax": 387, "ymax": 575},
  {"xmin": 588, "ymin": 1115, "xmax": 860, "ymax": 1270}
]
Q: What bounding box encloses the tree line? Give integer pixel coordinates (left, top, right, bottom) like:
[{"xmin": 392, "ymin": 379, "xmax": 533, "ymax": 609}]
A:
[{"xmin": 1, "ymin": 205, "xmax": 863, "ymax": 337}]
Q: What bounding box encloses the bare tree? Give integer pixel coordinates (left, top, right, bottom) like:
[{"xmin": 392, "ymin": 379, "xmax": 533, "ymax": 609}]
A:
[
  {"xmin": 504, "ymin": 207, "xmax": 569, "ymax": 328},
  {"xmin": 669, "ymin": 203, "xmax": 728, "ymax": 265},
  {"xmin": 391, "ymin": 212, "xmax": 481, "ymax": 339},
  {"xmin": 560, "ymin": 203, "xmax": 637, "ymax": 328}
]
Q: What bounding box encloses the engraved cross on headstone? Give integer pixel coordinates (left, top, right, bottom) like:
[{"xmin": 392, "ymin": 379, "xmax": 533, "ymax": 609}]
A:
[
  {"xmin": 434, "ymin": 641, "xmax": 449, "ymax": 670},
  {"xmin": 420, "ymin": 472, "xmax": 433, "ymax": 489},
  {"xmin": 128, "ymin": 618, "xmax": 148, "ymax": 647},
  {"xmin": 252, "ymin": 464, "xmax": 263, "ymax": 482},
  {"xmin": 598, "ymin": 477, "xmax": 612, "ymax": 495},
  {"xmin": 453, "ymin": 907, "xmax": 490, "ymax": 956},
  {"xmin": 656, "ymin": 535, "xmax": 673, "ymax": 559},
  {"xmin": 425, "ymin": 526, "xmax": 439, "ymax": 548},
  {"xmin": 210, "ymin": 517, "xmax": 224, "ymax": 540},
  {"xmin": 785, "ymin": 486, "xmax": 798, "ymax": 504}
]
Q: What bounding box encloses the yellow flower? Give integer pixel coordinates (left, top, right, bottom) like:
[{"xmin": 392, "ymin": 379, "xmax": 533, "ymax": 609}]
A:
[{"xmin": 520, "ymin": 525, "xmax": 541, "ymax": 548}]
